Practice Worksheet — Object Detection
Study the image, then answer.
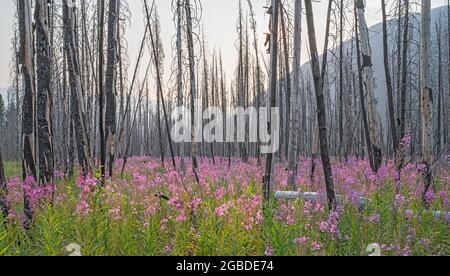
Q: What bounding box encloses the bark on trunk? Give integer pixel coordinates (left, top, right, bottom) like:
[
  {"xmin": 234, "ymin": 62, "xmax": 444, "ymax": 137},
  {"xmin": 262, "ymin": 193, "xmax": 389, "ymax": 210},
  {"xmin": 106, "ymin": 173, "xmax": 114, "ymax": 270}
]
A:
[
  {"xmin": 381, "ymin": 0, "xmax": 399, "ymax": 156},
  {"xmin": 305, "ymin": 0, "xmax": 337, "ymax": 210},
  {"xmin": 105, "ymin": 0, "xmax": 120, "ymax": 178},
  {"xmin": 263, "ymin": 0, "xmax": 279, "ymax": 201},
  {"xmin": 35, "ymin": 0, "xmax": 54, "ymax": 185},
  {"xmin": 287, "ymin": 0, "xmax": 302, "ymax": 189},
  {"xmin": 63, "ymin": 0, "xmax": 90, "ymax": 174},
  {"xmin": 420, "ymin": 0, "xmax": 433, "ymax": 201},
  {"xmin": 355, "ymin": 0, "xmax": 382, "ymax": 173}
]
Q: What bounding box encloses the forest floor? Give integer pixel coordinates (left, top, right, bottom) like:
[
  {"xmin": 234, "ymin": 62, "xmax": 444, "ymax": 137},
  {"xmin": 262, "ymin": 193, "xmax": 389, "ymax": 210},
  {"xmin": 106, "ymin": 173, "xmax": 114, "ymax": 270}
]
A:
[{"xmin": 0, "ymin": 157, "xmax": 449, "ymax": 256}]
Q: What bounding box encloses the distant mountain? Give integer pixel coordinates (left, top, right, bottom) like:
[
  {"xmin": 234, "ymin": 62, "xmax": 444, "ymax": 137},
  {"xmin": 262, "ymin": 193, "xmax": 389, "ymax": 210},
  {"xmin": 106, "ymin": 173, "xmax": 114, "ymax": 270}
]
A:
[{"xmin": 302, "ymin": 6, "xmax": 448, "ymax": 130}]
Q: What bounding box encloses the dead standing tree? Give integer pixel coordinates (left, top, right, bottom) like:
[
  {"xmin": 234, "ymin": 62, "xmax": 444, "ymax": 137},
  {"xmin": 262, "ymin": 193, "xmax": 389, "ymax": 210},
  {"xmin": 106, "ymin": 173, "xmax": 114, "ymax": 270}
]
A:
[
  {"xmin": 287, "ymin": 0, "xmax": 302, "ymax": 189},
  {"xmin": 184, "ymin": 0, "xmax": 200, "ymax": 184},
  {"xmin": 263, "ymin": 0, "xmax": 279, "ymax": 202},
  {"xmin": 144, "ymin": 0, "xmax": 176, "ymax": 169},
  {"xmin": 18, "ymin": 0, "xmax": 37, "ymax": 180},
  {"xmin": 420, "ymin": 0, "xmax": 433, "ymax": 204},
  {"xmin": 63, "ymin": 0, "xmax": 90, "ymax": 174},
  {"xmin": 98, "ymin": 0, "xmax": 106, "ymax": 180},
  {"xmin": 105, "ymin": 0, "xmax": 120, "ymax": 177},
  {"xmin": 355, "ymin": 0, "xmax": 382, "ymax": 173},
  {"xmin": 0, "ymin": 147, "xmax": 8, "ymax": 219},
  {"xmin": 18, "ymin": 0, "xmax": 36, "ymax": 229},
  {"xmin": 305, "ymin": 0, "xmax": 337, "ymax": 211},
  {"xmin": 35, "ymin": 0, "xmax": 54, "ymax": 185},
  {"xmin": 381, "ymin": 0, "xmax": 399, "ymax": 157}
]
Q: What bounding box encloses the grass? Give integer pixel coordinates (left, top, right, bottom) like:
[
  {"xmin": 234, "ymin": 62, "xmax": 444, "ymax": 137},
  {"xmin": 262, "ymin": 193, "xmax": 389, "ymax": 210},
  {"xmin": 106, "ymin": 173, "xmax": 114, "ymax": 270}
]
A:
[{"xmin": 3, "ymin": 161, "xmax": 21, "ymax": 178}]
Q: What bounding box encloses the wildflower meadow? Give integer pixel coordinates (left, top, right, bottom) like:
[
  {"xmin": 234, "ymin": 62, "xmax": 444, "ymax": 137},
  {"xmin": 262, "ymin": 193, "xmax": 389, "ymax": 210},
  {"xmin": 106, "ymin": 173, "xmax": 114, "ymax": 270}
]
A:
[{"xmin": 0, "ymin": 156, "xmax": 448, "ymax": 256}]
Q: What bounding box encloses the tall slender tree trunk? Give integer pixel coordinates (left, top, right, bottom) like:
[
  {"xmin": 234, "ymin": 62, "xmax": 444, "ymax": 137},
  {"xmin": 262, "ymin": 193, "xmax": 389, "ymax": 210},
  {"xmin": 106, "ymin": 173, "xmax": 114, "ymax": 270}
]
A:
[
  {"xmin": 399, "ymin": 0, "xmax": 409, "ymax": 141},
  {"xmin": 355, "ymin": 0, "xmax": 382, "ymax": 173},
  {"xmin": 436, "ymin": 22, "xmax": 442, "ymax": 154},
  {"xmin": 105, "ymin": 0, "xmax": 120, "ymax": 178},
  {"xmin": 63, "ymin": 0, "xmax": 90, "ymax": 174},
  {"xmin": 98, "ymin": 0, "xmax": 106, "ymax": 180},
  {"xmin": 338, "ymin": 0, "xmax": 344, "ymax": 157},
  {"xmin": 280, "ymin": 3, "xmax": 291, "ymax": 160},
  {"xmin": 305, "ymin": 0, "xmax": 337, "ymax": 210},
  {"xmin": 420, "ymin": 0, "xmax": 433, "ymax": 202},
  {"xmin": 0, "ymin": 146, "xmax": 8, "ymax": 219},
  {"xmin": 18, "ymin": 0, "xmax": 36, "ymax": 229},
  {"xmin": 143, "ymin": 0, "xmax": 176, "ymax": 169},
  {"xmin": 185, "ymin": 0, "xmax": 200, "ymax": 183},
  {"xmin": 287, "ymin": 0, "xmax": 302, "ymax": 189},
  {"xmin": 176, "ymin": 0, "xmax": 185, "ymax": 171},
  {"xmin": 35, "ymin": 0, "xmax": 54, "ymax": 185},
  {"xmin": 263, "ymin": 0, "xmax": 279, "ymax": 201},
  {"xmin": 18, "ymin": 0, "xmax": 37, "ymax": 180},
  {"xmin": 381, "ymin": 0, "xmax": 399, "ymax": 157}
]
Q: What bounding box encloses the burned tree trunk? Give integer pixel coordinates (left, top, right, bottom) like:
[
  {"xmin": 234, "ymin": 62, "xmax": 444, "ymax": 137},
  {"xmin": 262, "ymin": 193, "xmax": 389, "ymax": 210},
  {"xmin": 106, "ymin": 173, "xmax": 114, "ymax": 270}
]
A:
[
  {"xmin": 399, "ymin": 0, "xmax": 410, "ymax": 141},
  {"xmin": 18, "ymin": 0, "xmax": 36, "ymax": 180},
  {"xmin": 98, "ymin": 0, "xmax": 106, "ymax": 180},
  {"xmin": 105, "ymin": 0, "xmax": 120, "ymax": 177},
  {"xmin": 0, "ymin": 146, "xmax": 8, "ymax": 219},
  {"xmin": 287, "ymin": 0, "xmax": 302, "ymax": 189},
  {"xmin": 420, "ymin": 0, "xmax": 433, "ymax": 202},
  {"xmin": 35, "ymin": 0, "xmax": 54, "ymax": 185},
  {"xmin": 355, "ymin": 0, "xmax": 382, "ymax": 173},
  {"xmin": 381, "ymin": 0, "xmax": 399, "ymax": 156},
  {"xmin": 263, "ymin": 0, "xmax": 279, "ymax": 201},
  {"xmin": 18, "ymin": 0, "xmax": 36, "ymax": 229},
  {"xmin": 305, "ymin": 0, "xmax": 337, "ymax": 210},
  {"xmin": 63, "ymin": 0, "xmax": 90, "ymax": 174},
  {"xmin": 176, "ymin": 0, "xmax": 185, "ymax": 171},
  {"xmin": 185, "ymin": 0, "xmax": 200, "ymax": 183},
  {"xmin": 144, "ymin": 0, "xmax": 176, "ymax": 169}
]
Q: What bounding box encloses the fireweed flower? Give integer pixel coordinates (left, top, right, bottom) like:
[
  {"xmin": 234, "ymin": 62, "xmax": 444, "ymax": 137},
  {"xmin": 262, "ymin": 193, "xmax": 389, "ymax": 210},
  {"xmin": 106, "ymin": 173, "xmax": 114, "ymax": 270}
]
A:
[
  {"xmin": 294, "ymin": 237, "xmax": 308, "ymax": 245},
  {"xmin": 424, "ymin": 189, "xmax": 435, "ymax": 205},
  {"xmin": 405, "ymin": 210, "xmax": 414, "ymax": 220},
  {"xmin": 311, "ymin": 242, "xmax": 322, "ymax": 251}
]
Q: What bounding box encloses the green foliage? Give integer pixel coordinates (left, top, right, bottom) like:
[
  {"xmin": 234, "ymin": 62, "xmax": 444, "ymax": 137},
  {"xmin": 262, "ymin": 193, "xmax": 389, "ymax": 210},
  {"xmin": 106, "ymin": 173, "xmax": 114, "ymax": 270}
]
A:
[{"xmin": 0, "ymin": 175, "xmax": 448, "ymax": 256}]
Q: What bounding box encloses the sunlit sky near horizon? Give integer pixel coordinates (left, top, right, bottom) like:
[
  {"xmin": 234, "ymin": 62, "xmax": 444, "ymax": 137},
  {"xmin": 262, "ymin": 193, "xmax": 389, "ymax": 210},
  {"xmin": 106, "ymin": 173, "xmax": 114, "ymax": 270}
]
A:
[{"xmin": 0, "ymin": 0, "xmax": 448, "ymax": 92}]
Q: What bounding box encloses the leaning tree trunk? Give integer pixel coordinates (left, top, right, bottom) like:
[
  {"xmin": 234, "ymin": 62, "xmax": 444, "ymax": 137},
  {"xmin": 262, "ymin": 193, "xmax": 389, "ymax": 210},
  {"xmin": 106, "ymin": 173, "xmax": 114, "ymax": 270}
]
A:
[
  {"xmin": 355, "ymin": 0, "xmax": 382, "ymax": 173},
  {"xmin": 105, "ymin": 0, "xmax": 120, "ymax": 178},
  {"xmin": 287, "ymin": 0, "xmax": 302, "ymax": 189},
  {"xmin": 0, "ymin": 146, "xmax": 8, "ymax": 219},
  {"xmin": 35, "ymin": 0, "xmax": 54, "ymax": 185},
  {"xmin": 144, "ymin": 0, "xmax": 176, "ymax": 170},
  {"xmin": 305, "ymin": 0, "xmax": 337, "ymax": 210},
  {"xmin": 381, "ymin": 0, "xmax": 399, "ymax": 156},
  {"xmin": 63, "ymin": 0, "xmax": 90, "ymax": 174},
  {"xmin": 263, "ymin": 0, "xmax": 279, "ymax": 202},
  {"xmin": 420, "ymin": 0, "xmax": 433, "ymax": 203}
]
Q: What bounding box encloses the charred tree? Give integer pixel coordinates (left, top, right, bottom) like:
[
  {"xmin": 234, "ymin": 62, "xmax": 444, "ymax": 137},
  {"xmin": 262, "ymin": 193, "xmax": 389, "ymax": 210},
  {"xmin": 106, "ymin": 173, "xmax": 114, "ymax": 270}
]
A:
[{"xmin": 305, "ymin": 0, "xmax": 337, "ymax": 210}]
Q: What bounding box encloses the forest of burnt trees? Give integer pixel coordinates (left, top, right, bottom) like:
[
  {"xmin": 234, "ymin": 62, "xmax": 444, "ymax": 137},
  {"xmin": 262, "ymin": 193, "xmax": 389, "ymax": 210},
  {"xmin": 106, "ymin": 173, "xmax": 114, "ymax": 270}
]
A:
[{"xmin": 0, "ymin": 0, "xmax": 449, "ymax": 231}]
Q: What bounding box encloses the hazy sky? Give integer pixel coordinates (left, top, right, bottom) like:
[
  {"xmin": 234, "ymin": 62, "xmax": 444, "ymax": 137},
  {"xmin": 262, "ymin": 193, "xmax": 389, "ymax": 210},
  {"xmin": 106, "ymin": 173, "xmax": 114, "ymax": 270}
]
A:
[{"xmin": 0, "ymin": 0, "xmax": 448, "ymax": 90}]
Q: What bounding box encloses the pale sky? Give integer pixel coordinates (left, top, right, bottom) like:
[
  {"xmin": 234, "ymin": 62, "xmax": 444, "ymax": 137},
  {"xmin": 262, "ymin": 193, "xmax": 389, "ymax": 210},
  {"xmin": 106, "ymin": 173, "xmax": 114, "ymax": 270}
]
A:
[{"xmin": 0, "ymin": 0, "xmax": 448, "ymax": 90}]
